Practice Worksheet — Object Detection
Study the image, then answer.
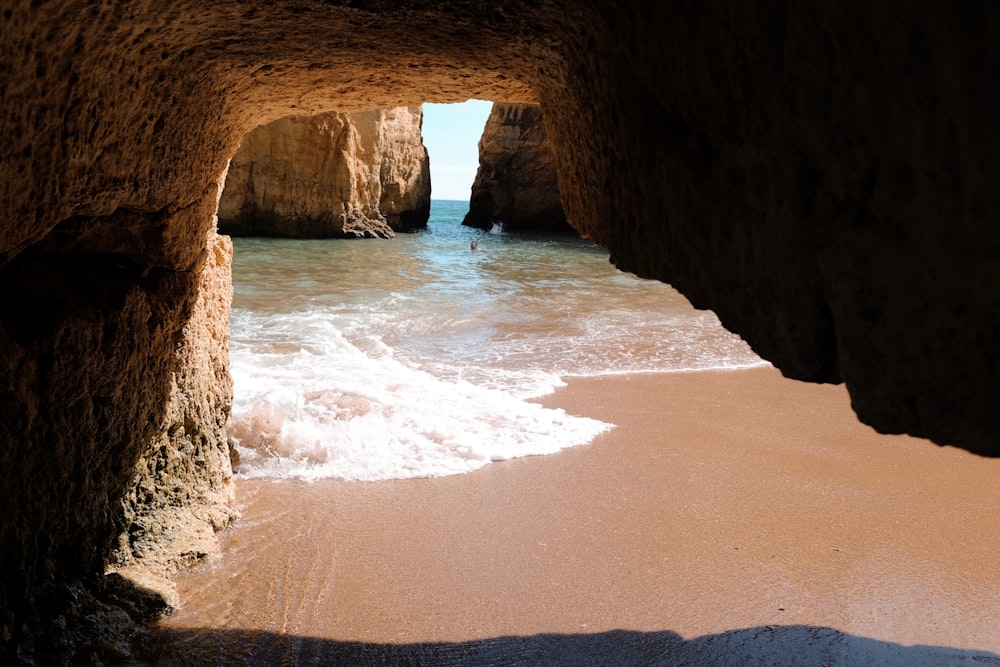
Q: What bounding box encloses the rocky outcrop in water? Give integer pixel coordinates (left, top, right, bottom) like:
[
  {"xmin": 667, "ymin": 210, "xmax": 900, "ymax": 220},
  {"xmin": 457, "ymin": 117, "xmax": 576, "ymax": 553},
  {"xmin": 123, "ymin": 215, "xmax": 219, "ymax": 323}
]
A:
[
  {"xmin": 218, "ymin": 107, "xmax": 430, "ymax": 238},
  {"xmin": 2, "ymin": 1, "xmax": 1000, "ymax": 660},
  {"xmin": 463, "ymin": 103, "xmax": 570, "ymax": 233}
]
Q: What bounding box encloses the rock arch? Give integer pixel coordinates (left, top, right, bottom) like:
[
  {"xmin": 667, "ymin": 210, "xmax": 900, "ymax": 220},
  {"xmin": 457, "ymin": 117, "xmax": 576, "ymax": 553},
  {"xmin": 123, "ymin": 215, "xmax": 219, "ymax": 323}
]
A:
[{"xmin": 2, "ymin": 0, "xmax": 998, "ymax": 656}]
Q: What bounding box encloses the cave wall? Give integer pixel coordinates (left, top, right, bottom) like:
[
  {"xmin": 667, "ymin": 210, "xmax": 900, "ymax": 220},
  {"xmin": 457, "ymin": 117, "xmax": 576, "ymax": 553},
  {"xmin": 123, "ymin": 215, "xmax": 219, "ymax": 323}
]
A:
[
  {"xmin": 1, "ymin": 0, "xmax": 999, "ymax": 656},
  {"xmin": 541, "ymin": 4, "xmax": 1000, "ymax": 453},
  {"xmin": 463, "ymin": 103, "xmax": 570, "ymax": 233},
  {"xmin": 109, "ymin": 230, "xmax": 237, "ymax": 578},
  {"xmin": 0, "ymin": 192, "xmax": 227, "ymax": 651},
  {"xmin": 218, "ymin": 106, "xmax": 431, "ymax": 238}
]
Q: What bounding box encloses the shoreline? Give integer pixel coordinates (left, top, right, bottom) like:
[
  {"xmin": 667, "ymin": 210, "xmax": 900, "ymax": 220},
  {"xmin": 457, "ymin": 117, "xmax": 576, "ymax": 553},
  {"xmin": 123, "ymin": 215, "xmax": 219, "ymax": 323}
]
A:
[{"xmin": 152, "ymin": 366, "xmax": 1000, "ymax": 664}]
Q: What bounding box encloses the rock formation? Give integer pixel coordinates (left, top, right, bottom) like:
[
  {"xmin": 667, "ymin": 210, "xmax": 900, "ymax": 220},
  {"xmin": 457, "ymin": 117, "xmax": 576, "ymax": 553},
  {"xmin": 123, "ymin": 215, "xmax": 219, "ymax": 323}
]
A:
[
  {"xmin": 463, "ymin": 103, "xmax": 571, "ymax": 232},
  {"xmin": 2, "ymin": 1, "xmax": 1000, "ymax": 661},
  {"xmin": 218, "ymin": 107, "xmax": 431, "ymax": 238},
  {"xmin": 109, "ymin": 230, "xmax": 237, "ymax": 584}
]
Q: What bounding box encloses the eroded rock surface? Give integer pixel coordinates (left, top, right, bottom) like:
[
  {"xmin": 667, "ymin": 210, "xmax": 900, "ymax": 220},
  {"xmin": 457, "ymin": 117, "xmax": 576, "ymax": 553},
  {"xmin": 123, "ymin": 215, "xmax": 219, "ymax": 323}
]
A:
[
  {"xmin": 110, "ymin": 230, "xmax": 237, "ymax": 580},
  {"xmin": 0, "ymin": 200, "xmax": 234, "ymax": 661},
  {"xmin": 218, "ymin": 107, "xmax": 430, "ymax": 238},
  {"xmin": 463, "ymin": 103, "xmax": 571, "ymax": 232},
  {"xmin": 2, "ymin": 1, "xmax": 999, "ymax": 660}
]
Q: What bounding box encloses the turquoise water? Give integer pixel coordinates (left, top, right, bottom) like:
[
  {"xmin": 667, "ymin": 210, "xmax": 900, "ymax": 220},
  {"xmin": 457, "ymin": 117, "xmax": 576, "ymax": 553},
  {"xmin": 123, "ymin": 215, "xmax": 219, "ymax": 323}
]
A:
[{"xmin": 227, "ymin": 200, "xmax": 765, "ymax": 480}]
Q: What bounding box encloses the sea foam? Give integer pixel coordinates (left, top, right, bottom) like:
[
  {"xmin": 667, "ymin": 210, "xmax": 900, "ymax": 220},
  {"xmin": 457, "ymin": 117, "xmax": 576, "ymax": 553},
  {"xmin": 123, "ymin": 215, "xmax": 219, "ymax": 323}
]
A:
[
  {"xmin": 227, "ymin": 211, "xmax": 766, "ymax": 482},
  {"xmin": 228, "ymin": 312, "xmax": 612, "ymax": 481}
]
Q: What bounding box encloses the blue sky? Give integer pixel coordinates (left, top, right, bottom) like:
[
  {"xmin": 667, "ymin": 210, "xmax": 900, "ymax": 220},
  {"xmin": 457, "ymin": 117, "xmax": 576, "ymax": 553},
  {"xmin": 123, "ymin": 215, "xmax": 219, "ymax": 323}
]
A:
[{"xmin": 423, "ymin": 100, "xmax": 493, "ymax": 201}]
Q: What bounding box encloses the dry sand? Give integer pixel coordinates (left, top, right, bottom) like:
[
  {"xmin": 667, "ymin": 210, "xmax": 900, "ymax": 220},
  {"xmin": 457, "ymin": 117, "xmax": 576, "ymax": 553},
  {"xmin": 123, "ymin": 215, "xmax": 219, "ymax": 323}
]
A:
[{"xmin": 150, "ymin": 367, "xmax": 1000, "ymax": 665}]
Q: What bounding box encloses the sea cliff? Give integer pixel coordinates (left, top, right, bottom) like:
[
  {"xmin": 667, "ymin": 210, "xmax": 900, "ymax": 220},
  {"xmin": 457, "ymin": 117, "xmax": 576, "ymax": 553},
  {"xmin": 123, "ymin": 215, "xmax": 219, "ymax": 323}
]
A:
[
  {"xmin": 463, "ymin": 103, "xmax": 571, "ymax": 233},
  {"xmin": 218, "ymin": 107, "xmax": 430, "ymax": 238}
]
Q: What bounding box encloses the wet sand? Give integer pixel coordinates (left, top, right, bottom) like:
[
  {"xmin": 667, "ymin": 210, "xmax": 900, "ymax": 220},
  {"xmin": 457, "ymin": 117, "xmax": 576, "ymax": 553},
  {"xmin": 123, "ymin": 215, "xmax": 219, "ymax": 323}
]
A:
[{"xmin": 151, "ymin": 367, "xmax": 1000, "ymax": 665}]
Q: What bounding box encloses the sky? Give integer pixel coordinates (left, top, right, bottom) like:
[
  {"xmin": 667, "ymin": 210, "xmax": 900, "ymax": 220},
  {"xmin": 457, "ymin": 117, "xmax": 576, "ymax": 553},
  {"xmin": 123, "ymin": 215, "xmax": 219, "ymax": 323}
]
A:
[{"xmin": 422, "ymin": 100, "xmax": 493, "ymax": 201}]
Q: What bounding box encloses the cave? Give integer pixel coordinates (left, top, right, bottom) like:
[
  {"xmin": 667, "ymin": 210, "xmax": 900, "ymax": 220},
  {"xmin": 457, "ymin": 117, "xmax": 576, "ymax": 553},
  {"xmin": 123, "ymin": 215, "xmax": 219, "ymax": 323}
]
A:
[{"xmin": 2, "ymin": 0, "xmax": 998, "ymax": 660}]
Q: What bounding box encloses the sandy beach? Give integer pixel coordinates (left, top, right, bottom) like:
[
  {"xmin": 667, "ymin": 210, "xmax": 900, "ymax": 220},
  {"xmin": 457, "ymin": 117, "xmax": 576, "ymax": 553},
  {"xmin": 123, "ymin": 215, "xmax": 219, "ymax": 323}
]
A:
[{"xmin": 151, "ymin": 367, "xmax": 1000, "ymax": 665}]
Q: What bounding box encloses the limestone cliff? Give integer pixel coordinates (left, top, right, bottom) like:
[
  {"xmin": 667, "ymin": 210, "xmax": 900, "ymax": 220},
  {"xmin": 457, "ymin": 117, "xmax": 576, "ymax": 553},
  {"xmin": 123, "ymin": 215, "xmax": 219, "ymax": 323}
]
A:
[
  {"xmin": 463, "ymin": 103, "xmax": 571, "ymax": 232},
  {"xmin": 218, "ymin": 107, "xmax": 430, "ymax": 238},
  {"xmin": 375, "ymin": 107, "xmax": 434, "ymax": 232}
]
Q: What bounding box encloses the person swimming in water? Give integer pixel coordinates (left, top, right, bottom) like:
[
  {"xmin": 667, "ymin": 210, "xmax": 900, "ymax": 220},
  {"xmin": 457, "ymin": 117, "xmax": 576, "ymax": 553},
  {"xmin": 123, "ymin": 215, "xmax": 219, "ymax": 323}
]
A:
[{"xmin": 470, "ymin": 240, "xmax": 478, "ymax": 251}]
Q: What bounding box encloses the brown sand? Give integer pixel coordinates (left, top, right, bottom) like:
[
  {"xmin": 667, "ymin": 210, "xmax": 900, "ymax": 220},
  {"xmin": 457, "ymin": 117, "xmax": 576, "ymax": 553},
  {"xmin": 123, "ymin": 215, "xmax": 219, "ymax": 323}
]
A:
[{"xmin": 151, "ymin": 367, "xmax": 1000, "ymax": 664}]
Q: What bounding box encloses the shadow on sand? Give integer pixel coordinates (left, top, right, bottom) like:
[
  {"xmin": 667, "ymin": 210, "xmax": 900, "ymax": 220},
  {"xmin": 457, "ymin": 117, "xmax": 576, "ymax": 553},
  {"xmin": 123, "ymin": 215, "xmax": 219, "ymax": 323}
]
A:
[{"xmin": 147, "ymin": 624, "xmax": 1000, "ymax": 666}]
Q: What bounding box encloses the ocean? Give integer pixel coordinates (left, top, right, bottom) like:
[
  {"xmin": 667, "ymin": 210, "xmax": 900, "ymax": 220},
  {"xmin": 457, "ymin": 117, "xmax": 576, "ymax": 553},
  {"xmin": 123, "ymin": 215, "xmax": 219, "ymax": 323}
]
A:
[{"xmin": 227, "ymin": 199, "xmax": 766, "ymax": 481}]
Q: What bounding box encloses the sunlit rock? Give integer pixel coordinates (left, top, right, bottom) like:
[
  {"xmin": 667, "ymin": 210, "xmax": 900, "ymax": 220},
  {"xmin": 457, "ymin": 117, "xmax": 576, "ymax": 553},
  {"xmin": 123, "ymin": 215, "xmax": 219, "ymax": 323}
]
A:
[
  {"xmin": 218, "ymin": 107, "xmax": 430, "ymax": 238},
  {"xmin": 463, "ymin": 103, "xmax": 570, "ymax": 232}
]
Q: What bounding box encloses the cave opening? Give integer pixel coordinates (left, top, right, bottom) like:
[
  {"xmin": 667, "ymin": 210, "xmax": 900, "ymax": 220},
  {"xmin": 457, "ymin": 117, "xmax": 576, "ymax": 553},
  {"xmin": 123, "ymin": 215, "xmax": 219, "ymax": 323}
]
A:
[
  {"xmin": 422, "ymin": 99, "xmax": 493, "ymax": 202},
  {"xmin": 216, "ymin": 101, "xmax": 766, "ymax": 483},
  {"xmin": 182, "ymin": 97, "xmax": 1000, "ymax": 664}
]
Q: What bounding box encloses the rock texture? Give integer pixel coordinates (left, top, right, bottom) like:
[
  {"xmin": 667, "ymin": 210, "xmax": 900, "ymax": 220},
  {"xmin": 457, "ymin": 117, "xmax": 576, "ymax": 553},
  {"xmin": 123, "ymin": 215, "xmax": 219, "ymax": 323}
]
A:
[
  {"xmin": 376, "ymin": 107, "xmax": 434, "ymax": 232},
  {"xmin": 463, "ymin": 103, "xmax": 571, "ymax": 232},
  {"xmin": 110, "ymin": 230, "xmax": 237, "ymax": 581},
  {"xmin": 218, "ymin": 107, "xmax": 431, "ymax": 238},
  {"xmin": 1, "ymin": 0, "xmax": 1000, "ymax": 660},
  {"xmin": 0, "ymin": 202, "xmax": 236, "ymax": 661}
]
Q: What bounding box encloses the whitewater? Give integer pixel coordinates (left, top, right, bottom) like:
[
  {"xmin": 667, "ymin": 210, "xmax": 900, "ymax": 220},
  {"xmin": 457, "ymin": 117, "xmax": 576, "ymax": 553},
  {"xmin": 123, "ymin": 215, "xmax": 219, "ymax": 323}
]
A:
[{"xmin": 226, "ymin": 200, "xmax": 766, "ymax": 481}]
